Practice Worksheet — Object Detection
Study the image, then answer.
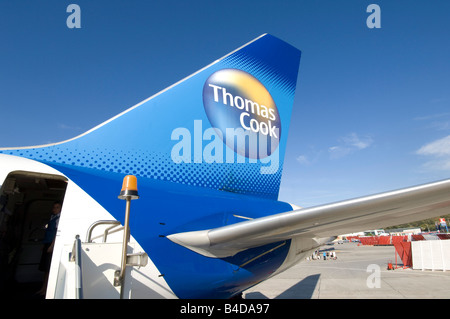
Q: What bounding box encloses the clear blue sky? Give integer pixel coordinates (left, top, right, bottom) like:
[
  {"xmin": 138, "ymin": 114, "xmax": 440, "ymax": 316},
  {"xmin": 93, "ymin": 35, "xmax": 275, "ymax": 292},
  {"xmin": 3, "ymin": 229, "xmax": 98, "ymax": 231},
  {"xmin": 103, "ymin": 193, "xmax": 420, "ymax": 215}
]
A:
[{"xmin": 1, "ymin": 1, "xmax": 449, "ymax": 207}]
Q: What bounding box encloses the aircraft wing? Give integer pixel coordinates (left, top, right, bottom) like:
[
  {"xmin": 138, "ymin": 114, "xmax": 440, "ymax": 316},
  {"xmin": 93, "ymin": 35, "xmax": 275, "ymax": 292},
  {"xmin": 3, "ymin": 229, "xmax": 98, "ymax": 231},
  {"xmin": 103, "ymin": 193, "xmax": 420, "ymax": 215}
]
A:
[{"xmin": 168, "ymin": 179, "xmax": 450, "ymax": 257}]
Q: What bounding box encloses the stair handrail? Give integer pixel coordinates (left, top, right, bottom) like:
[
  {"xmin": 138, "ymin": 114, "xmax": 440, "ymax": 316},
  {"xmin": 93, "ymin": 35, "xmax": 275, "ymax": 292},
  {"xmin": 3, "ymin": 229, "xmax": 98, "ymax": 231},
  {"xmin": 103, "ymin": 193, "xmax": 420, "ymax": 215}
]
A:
[
  {"xmin": 70, "ymin": 235, "xmax": 83, "ymax": 299},
  {"xmin": 86, "ymin": 220, "xmax": 122, "ymax": 243}
]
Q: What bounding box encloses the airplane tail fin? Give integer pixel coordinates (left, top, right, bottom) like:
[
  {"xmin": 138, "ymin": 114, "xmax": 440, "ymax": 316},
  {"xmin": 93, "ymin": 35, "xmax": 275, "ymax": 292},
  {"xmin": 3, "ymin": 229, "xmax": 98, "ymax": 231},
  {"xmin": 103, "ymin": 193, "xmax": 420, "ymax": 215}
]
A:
[{"xmin": 0, "ymin": 34, "xmax": 301, "ymax": 200}]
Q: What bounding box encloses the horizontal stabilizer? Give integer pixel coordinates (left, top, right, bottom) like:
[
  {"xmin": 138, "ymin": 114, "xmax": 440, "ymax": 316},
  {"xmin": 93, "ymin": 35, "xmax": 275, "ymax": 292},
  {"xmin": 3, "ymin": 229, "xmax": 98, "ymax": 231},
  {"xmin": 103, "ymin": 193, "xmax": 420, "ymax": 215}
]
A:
[{"xmin": 168, "ymin": 179, "xmax": 450, "ymax": 257}]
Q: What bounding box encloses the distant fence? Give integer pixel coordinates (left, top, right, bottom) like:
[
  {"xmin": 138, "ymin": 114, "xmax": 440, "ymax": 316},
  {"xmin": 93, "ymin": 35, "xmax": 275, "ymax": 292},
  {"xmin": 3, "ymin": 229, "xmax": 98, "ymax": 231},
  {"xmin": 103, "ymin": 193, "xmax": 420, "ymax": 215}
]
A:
[
  {"xmin": 345, "ymin": 233, "xmax": 450, "ymax": 246},
  {"xmin": 343, "ymin": 233, "xmax": 450, "ymax": 269},
  {"xmin": 352, "ymin": 235, "xmax": 408, "ymax": 246}
]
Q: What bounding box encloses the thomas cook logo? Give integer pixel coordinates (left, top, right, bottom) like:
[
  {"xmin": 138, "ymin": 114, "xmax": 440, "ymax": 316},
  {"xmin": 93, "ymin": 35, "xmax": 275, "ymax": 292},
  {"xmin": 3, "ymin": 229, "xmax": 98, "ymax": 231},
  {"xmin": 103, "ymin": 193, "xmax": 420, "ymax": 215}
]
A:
[{"xmin": 203, "ymin": 69, "xmax": 280, "ymax": 159}]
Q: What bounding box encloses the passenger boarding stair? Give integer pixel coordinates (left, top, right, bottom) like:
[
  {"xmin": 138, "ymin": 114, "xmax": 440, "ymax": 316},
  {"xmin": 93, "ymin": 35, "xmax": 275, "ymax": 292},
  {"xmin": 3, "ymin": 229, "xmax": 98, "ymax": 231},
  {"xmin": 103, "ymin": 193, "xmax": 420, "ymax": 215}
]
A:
[
  {"xmin": 57, "ymin": 175, "xmax": 148, "ymax": 299},
  {"xmin": 62, "ymin": 220, "xmax": 148, "ymax": 299}
]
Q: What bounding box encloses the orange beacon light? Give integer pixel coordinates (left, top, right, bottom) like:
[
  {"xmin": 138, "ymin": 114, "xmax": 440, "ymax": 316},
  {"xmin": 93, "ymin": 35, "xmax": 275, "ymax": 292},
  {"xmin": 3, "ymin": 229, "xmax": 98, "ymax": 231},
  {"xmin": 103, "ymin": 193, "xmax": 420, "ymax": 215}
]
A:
[{"xmin": 118, "ymin": 175, "xmax": 139, "ymax": 200}]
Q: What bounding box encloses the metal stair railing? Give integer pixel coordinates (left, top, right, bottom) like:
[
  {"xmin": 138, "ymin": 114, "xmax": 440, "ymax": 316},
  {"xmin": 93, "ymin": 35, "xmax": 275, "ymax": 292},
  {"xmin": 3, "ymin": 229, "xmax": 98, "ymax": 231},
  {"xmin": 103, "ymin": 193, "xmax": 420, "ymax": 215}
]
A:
[
  {"xmin": 70, "ymin": 235, "xmax": 83, "ymax": 299},
  {"xmin": 86, "ymin": 220, "xmax": 123, "ymax": 243}
]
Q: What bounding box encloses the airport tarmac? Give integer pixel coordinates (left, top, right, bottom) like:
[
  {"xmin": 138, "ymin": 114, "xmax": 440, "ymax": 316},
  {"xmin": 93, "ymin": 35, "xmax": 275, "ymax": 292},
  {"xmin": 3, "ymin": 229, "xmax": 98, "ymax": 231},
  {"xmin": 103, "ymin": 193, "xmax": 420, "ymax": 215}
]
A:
[{"xmin": 244, "ymin": 242, "xmax": 450, "ymax": 299}]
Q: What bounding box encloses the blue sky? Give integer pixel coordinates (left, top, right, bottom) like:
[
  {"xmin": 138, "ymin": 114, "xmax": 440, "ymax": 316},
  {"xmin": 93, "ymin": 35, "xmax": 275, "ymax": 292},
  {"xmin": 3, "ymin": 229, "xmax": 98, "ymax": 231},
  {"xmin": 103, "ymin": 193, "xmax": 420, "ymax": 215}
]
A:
[{"xmin": 1, "ymin": 1, "xmax": 449, "ymax": 207}]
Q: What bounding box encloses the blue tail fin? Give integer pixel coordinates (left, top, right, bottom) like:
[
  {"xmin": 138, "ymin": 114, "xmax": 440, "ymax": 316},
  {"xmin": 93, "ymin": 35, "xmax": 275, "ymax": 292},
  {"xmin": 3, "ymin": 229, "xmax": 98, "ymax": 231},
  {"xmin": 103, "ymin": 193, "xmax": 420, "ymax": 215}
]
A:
[{"xmin": 0, "ymin": 34, "xmax": 301, "ymax": 200}]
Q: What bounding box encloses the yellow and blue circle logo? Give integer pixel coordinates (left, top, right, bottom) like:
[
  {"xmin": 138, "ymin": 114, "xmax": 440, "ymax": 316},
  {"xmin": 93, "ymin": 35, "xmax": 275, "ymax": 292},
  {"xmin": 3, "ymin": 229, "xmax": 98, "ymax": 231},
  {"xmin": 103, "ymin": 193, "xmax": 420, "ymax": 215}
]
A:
[{"xmin": 203, "ymin": 69, "xmax": 281, "ymax": 159}]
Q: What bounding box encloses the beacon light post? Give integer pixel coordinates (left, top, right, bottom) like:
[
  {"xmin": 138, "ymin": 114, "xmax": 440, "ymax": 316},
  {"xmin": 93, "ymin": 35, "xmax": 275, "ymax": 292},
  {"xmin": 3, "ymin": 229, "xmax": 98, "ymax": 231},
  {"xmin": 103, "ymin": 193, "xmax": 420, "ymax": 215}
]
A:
[{"xmin": 114, "ymin": 175, "xmax": 139, "ymax": 294}]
